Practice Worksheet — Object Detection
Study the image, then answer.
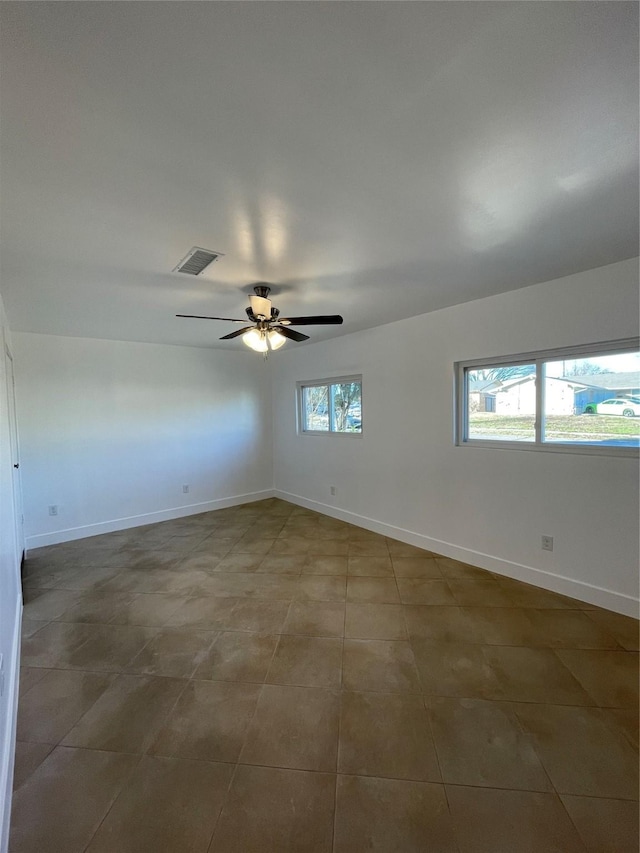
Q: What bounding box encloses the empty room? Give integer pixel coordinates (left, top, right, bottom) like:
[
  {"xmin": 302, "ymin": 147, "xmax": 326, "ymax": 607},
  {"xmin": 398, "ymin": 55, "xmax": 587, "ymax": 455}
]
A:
[{"xmin": 0, "ymin": 2, "xmax": 638, "ymax": 852}]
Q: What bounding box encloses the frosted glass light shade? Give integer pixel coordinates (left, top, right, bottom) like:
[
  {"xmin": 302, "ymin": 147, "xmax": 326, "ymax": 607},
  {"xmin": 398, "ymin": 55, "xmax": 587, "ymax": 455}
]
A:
[
  {"xmin": 249, "ymin": 294, "xmax": 272, "ymax": 319},
  {"xmin": 242, "ymin": 328, "xmax": 268, "ymax": 352},
  {"xmin": 268, "ymin": 330, "xmax": 287, "ymax": 350}
]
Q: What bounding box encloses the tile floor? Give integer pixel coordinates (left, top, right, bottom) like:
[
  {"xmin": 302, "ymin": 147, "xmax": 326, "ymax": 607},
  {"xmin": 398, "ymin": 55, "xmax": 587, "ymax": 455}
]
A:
[{"xmin": 11, "ymin": 498, "xmax": 639, "ymax": 852}]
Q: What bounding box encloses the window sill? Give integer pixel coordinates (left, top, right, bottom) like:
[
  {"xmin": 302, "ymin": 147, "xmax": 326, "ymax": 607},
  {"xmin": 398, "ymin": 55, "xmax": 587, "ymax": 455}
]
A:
[{"xmin": 457, "ymin": 439, "xmax": 638, "ymax": 458}]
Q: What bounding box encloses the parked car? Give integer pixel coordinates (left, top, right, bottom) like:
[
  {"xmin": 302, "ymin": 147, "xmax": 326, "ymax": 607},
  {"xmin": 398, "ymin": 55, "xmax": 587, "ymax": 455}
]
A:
[{"xmin": 584, "ymin": 397, "xmax": 640, "ymax": 417}]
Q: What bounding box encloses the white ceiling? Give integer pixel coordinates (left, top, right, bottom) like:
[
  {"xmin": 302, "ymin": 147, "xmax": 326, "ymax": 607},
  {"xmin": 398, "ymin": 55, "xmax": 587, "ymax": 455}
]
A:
[{"xmin": 1, "ymin": 2, "xmax": 638, "ymax": 349}]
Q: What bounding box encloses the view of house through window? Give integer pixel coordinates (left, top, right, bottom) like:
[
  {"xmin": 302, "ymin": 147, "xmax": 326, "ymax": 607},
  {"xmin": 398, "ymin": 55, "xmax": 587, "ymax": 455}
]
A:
[
  {"xmin": 459, "ymin": 343, "xmax": 640, "ymax": 451},
  {"xmin": 299, "ymin": 377, "xmax": 362, "ymax": 434},
  {"xmin": 467, "ymin": 364, "xmax": 536, "ymax": 442},
  {"xmin": 543, "ymin": 352, "xmax": 640, "ymax": 445}
]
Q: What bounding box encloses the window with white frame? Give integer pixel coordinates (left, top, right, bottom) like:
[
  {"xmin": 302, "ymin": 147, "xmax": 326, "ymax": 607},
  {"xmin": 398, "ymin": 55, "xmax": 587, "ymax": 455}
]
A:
[
  {"xmin": 298, "ymin": 376, "xmax": 362, "ymax": 435},
  {"xmin": 456, "ymin": 339, "xmax": 640, "ymax": 454}
]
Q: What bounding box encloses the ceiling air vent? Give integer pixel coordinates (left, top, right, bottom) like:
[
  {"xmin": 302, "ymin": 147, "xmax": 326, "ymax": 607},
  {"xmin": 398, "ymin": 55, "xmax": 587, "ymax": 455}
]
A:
[{"xmin": 173, "ymin": 247, "xmax": 223, "ymax": 276}]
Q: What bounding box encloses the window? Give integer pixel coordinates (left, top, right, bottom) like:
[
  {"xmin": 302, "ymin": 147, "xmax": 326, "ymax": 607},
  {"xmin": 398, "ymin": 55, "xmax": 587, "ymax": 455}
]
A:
[
  {"xmin": 298, "ymin": 376, "xmax": 362, "ymax": 435},
  {"xmin": 456, "ymin": 340, "xmax": 639, "ymax": 454}
]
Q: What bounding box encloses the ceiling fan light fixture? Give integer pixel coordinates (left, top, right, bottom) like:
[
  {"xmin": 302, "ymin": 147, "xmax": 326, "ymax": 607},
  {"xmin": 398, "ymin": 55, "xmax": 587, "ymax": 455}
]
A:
[
  {"xmin": 242, "ymin": 328, "xmax": 268, "ymax": 352},
  {"xmin": 249, "ymin": 294, "xmax": 272, "ymax": 319},
  {"xmin": 268, "ymin": 330, "xmax": 287, "ymax": 350},
  {"xmin": 177, "ymin": 282, "xmax": 342, "ymax": 349}
]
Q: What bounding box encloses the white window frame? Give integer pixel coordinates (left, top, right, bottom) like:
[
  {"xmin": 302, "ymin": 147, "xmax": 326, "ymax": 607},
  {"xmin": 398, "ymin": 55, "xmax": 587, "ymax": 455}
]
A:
[
  {"xmin": 297, "ymin": 374, "xmax": 363, "ymax": 437},
  {"xmin": 455, "ymin": 338, "xmax": 639, "ymax": 457}
]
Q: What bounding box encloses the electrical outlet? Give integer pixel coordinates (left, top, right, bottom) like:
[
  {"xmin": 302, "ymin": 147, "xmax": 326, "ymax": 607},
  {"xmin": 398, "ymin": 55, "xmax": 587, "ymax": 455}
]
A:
[
  {"xmin": 182, "ymin": 484, "xmax": 190, "ymax": 494},
  {"xmin": 48, "ymin": 505, "xmax": 58, "ymax": 516},
  {"xmin": 541, "ymin": 535, "xmax": 554, "ymax": 552},
  {"xmin": 330, "ymin": 486, "xmax": 336, "ymax": 496}
]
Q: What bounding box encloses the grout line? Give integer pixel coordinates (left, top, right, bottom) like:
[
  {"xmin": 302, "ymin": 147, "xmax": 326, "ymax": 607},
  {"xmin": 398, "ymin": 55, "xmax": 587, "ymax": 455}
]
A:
[
  {"xmin": 188, "ymin": 629, "xmax": 222, "ymax": 680},
  {"xmin": 41, "ymin": 742, "xmax": 625, "ymax": 799},
  {"xmin": 263, "ymin": 632, "xmax": 285, "ymax": 686},
  {"xmin": 205, "ymin": 759, "xmax": 242, "ymax": 852},
  {"xmin": 234, "ymin": 680, "xmax": 267, "ymax": 769},
  {"xmin": 20, "ymin": 661, "xmax": 630, "ymax": 706},
  {"xmin": 421, "ymin": 693, "xmax": 446, "ymax": 787},
  {"xmin": 331, "ymin": 771, "xmax": 339, "ymax": 853},
  {"xmin": 78, "ymin": 749, "xmax": 146, "ymax": 853}
]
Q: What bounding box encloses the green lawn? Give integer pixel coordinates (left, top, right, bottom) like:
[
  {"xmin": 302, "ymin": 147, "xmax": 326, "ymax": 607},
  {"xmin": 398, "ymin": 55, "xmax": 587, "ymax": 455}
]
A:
[{"xmin": 469, "ymin": 413, "xmax": 640, "ymax": 442}]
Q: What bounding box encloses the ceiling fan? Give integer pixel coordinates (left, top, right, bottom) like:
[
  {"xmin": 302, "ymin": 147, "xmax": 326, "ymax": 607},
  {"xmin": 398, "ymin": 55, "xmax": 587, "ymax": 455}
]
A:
[{"xmin": 177, "ymin": 285, "xmax": 343, "ymax": 352}]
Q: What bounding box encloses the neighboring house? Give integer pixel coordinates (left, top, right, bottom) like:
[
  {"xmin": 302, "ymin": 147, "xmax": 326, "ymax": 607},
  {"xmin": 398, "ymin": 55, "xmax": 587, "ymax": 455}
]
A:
[
  {"xmin": 475, "ymin": 371, "xmax": 640, "ymax": 417},
  {"xmin": 569, "ymin": 372, "xmax": 640, "ymax": 411},
  {"xmin": 494, "ymin": 376, "xmax": 584, "ymax": 416},
  {"xmin": 494, "ymin": 376, "xmax": 536, "ymax": 415},
  {"xmin": 467, "ymin": 378, "xmax": 498, "ymax": 413}
]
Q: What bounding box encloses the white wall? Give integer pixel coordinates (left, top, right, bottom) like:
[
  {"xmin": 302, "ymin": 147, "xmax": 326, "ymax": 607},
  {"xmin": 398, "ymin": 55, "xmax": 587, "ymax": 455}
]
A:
[
  {"xmin": 0, "ymin": 294, "xmax": 22, "ymax": 853},
  {"xmin": 272, "ymin": 258, "xmax": 640, "ymax": 616},
  {"xmin": 12, "ymin": 334, "xmax": 273, "ymax": 547}
]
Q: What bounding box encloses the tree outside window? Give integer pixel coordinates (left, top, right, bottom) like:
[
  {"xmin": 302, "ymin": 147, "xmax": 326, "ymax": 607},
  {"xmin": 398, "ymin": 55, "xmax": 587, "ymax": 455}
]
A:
[{"xmin": 299, "ymin": 377, "xmax": 362, "ymax": 434}]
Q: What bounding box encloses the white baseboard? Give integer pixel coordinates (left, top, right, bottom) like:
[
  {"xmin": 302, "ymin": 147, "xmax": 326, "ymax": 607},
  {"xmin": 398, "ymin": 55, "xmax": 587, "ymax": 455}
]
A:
[
  {"xmin": 275, "ymin": 490, "xmax": 639, "ymax": 618},
  {"xmin": 25, "ymin": 490, "xmax": 275, "ymax": 550},
  {"xmin": 0, "ymin": 594, "xmax": 21, "ymax": 853}
]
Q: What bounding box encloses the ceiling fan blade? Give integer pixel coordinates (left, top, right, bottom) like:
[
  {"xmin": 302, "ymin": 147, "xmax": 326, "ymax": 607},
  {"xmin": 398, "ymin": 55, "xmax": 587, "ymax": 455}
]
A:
[
  {"xmin": 273, "ymin": 325, "xmax": 310, "ymax": 342},
  {"xmin": 278, "ymin": 315, "xmax": 343, "ymax": 326},
  {"xmin": 219, "ymin": 327, "xmax": 254, "ymax": 340},
  {"xmin": 176, "ymin": 314, "xmax": 247, "ymax": 322}
]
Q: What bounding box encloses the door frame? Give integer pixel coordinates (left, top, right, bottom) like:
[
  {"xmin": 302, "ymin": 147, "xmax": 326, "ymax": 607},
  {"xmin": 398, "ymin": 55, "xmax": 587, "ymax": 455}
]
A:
[{"xmin": 4, "ymin": 344, "xmax": 24, "ymax": 563}]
